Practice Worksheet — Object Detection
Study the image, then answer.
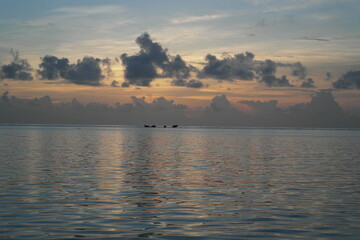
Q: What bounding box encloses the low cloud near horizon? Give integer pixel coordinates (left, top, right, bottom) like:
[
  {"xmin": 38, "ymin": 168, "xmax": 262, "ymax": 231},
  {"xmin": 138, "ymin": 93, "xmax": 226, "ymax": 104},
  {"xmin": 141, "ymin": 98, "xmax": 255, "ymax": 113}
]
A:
[{"xmin": 1, "ymin": 90, "xmax": 358, "ymax": 128}]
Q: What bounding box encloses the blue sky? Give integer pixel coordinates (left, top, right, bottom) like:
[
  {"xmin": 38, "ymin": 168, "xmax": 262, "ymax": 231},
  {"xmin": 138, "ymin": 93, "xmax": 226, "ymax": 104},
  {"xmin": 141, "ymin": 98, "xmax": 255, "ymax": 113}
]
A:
[{"xmin": 0, "ymin": 0, "xmax": 359, "ymax": 113}]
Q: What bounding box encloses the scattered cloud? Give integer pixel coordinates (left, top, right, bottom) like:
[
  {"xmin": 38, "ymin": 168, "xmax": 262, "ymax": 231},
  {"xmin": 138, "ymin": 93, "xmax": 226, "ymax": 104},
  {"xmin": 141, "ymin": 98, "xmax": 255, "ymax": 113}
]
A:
[
  {"xmin": 300, "ymin": 78, "xmax": 316, "ymax": 88},
  {"xmin": 53, "ymin": 5, "xmax": 125, "ymax": 15},
  {"xmin": 171, "ymin": 79, "xmax": 205, "ymax": 88},
  {"xmin": 171, "ymin": 14, "xmax": 228, "ymax": 24},
  {"xmin": 200, "ymin": 52, "xmax": 255, "ymax": 81},
  {"xmin": 0, "ymin": 50, "xmax": 33, "ymax": 81},
  {"xmin": 333, "ymin": 70, "xmax": 360, "ymax": 89},
  {"xmin": 295, "ymin": 37, "xmax": 330, "ymax": 42},
  {"xmin": 121, "ymin": 32, "xmax": 195, "ymax": 87},
  {"xmin": 260, "ymin": 75, "xmax": 293, "ymax": 87},
  {"xmin": 111, "ymin": 80, "xmax": 119, "ymax": 87},
  {"xmin": 325, "ymin": 72, "xmax": 333, "ymax": 81},
  {"xmin": 37, "ymin": 55, "xmax": 112, "ymax": 86}
]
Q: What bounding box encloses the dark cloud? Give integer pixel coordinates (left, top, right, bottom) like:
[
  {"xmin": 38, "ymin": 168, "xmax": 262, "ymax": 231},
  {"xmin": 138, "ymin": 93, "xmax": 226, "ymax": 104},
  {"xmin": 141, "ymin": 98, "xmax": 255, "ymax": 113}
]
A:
[
  {"xmin": 260, "ymin": 75, "xmax": 293, "ymax": 87},
  {"xmin": 186, "ymin": 79, "xmax": 204, "ymax": 88},
  {"xmin": 333, "ymin": 70, "xmax": 360, "ymax": 89},
  {"xmin": 37, "ymin": 55, "xmax": 111, "ymax": 86},
  {"xmin": 200, "ymin": 53, "xmax": 307, "ymax": 87},
  {"xmin": 256, "ymin": 59, "xmax": 277, "ymax": 77},
  {"xmin": 121, "ymin": 81, "xmax": 130, "ymax": 88},
  {"xmin": 171, "ymin": 79, "xmax": 205, "ymax": 88},
  {"xmin": 256, "ymin": 61, "xmax": 307, "ymax": 87},
  {"xmin": 300, "ymin": 78, "xmax": 316, "ymax": 88},
  {"xmin": 120, "ymin": 33, "xmax": 167, "ymax": 86},
  {"xmin": 101, "ymin": 57, "xmax": 113, "ymax": 77},
  {"xmin": 277, "ymin": 61, "xmax": 307, "ymax": 79},
  {"xmin": 0, "ymin": 49, "xmax": 33, "ymax": 81},
  {"xmin": 37, "ymin": 55, "xmax": 69, "ymax": 80},
  {"xmin": 121, "ymin": 33, "xmax": 195, "ymax": 87},
  {"xmin": 171, "ymin": 78, "xmax": 186, "ymax": 87},
  {"xmin": 135, "ymin": 32, "xmax": 169, "ymax": 66},
  {"xmin": 201, "ymin": 52, "xmax": 255, "ymax": 80},
  {"xmin": 121, "ymin": 52, "xmax": 157, "ymax": 86},
  {"xmin": 291, "ymin": 62, "xmax": 307, "ymax": 79},
  {"xmin": 111, "ymin": 80, "xmax": 119, "ymax": 87},
  {"xmin": 325, "ymin": 72, "xmax": 333, "ymax": 81},
  {"xmin": 163, "ymin": 55, "xmax": 192, "ymax": 80},
  {"xmin": 66, "ymin": 57, "xmax": 105, "ymax": 86}
]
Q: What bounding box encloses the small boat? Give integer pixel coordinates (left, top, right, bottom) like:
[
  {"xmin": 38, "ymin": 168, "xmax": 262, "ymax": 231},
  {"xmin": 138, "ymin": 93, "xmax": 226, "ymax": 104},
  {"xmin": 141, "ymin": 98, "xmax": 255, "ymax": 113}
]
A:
[
  {"xmin": 172, "ymin": 125, "xmax": 178, "ymax": 128},
  {"xmin": 144, "ymin": 125, "xmax": 150, "ymax": 128}
]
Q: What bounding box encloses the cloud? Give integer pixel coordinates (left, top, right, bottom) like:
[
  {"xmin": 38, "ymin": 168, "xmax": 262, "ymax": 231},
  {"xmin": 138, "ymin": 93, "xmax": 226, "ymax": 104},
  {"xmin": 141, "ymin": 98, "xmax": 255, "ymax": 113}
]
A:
[
  {"xmin": 291, "ymin": 62, "xmax": 307, "ymax": 79},
  {"xmin": 277, "ymin": 61, "xmax": 307, "ymax": 79},
  {"xmin": 259, "ymin": 75, "xmax": 293, "ymax": 87},
  {"xmin": 209, "ymin": 95, "xmax": 236, "ymax": 112},
  {"xmin": 256, "ymin": 59, "xmax": 277, "ymax": 77},
  {"xmin": 171, "ymin": 79, "xmax": 205, "ymax": 88},
  {"xmin": 0, "ymin": 49, "xmax": 33, "ymax": 81},
  {"xmin": 171, "ymin": 14, "xmax": 227, "ymax": 24},
  {"xmin": 111, "ymin": 80, "xmax": 119, "ymax": 87},
  {"xmin": 199, "ymin": 52, "xmax": 307, "ymax": 87},
  {"xmin": 325, "ymin": 72, "xmax": 333, "ymax": 81},
  {"xmin": 262, "ymin": 0, "xmax": 328, "ymax": 13},
  {"xmin": 332, "ymin": 70, "xmax": 360, "ymax": 89},
  {"xmin": 121, "ymin": 81, "xmax": 130, "ymax": 88},
  {"xmin": 200, "ymin": 52, "xmax": 255, "ymax": 81},
  {"xmin": 295, "ymin": 37, "xmax": 329, "ymax": 42},
  {"xmin": 300, "ymin": 78, "xmax": 316, "ymax": 88},
  {"xmin": 162, "ymin": 55, "xmax": 192, "ymax": 80},
  {"xmin": 120, "ymin": 33, "xmax": 168, "ymax": 86},
  {"xmin": 121, "ymin": 32, "xmax": 195, "ymax": 87},
  {"xmin": 53, "ymin": 5, "xmax": 124, "ymax": 15},
  {"xmin": 66, "ymin": 57, "xmax": 105, "ymax": 86},
  {"xmin": 1, "ymin": 90, "xmax": 359, "ymax": 127},
  {"xmin": 37, "ymin": 55, "xmax": 111, "ymax": 86},
  {"xmin": 241, "ymin": 100, "xmax": 279, "ymax": 113},
  {"xmin": 37, "ymin": 55, "xmax": 69, "ymax": 80}
]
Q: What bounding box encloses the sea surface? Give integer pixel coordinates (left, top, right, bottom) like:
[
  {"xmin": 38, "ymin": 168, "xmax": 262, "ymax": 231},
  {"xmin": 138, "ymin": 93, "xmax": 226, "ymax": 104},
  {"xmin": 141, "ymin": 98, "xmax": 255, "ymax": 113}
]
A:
[{"xmin": 0, "ymin": 124, "xmax": 359, "ymax": 239}]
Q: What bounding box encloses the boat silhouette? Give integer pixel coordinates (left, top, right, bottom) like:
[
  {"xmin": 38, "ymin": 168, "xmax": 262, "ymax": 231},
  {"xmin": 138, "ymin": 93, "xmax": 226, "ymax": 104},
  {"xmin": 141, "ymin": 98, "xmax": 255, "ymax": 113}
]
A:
[{"xmin": 144, "ymin": 124, "xmax": 177, "ymax": 128}]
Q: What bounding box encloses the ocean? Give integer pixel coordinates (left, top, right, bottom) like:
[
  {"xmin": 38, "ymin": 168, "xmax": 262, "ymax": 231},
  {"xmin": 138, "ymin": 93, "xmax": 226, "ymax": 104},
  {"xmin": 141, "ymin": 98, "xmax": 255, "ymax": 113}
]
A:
[{"xmin": 0, "ymin": 124, "xmax": 359, "ymax": 239}]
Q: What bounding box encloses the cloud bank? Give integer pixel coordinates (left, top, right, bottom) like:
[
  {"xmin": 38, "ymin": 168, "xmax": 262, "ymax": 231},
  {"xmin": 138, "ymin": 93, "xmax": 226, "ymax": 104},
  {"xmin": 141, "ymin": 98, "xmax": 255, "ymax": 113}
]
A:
[{"xmin": 1, "ymin": 90, "xmax": 358, "ymax": 128}]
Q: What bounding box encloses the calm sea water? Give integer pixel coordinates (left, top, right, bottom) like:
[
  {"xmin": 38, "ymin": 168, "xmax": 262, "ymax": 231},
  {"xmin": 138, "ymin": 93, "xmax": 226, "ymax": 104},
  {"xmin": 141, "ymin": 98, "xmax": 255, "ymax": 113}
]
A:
[{"xmin": 0, "ymin": 125, "xmax": 359, "ymax": 239}]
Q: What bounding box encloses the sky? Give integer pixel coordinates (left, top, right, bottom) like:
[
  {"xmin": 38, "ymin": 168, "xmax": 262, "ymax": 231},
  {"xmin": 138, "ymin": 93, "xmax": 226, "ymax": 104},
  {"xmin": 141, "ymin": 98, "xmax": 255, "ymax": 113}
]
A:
[{"xmin": 0, "ymin": 0, "xmax": 359, "ymax": 126}]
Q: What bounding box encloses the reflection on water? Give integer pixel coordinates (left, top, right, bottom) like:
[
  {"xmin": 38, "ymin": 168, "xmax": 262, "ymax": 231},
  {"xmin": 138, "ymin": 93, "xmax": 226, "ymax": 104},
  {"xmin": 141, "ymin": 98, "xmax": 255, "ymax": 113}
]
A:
[{"xmin": 0, "ymin": 125, "xmax": 360, "ymax": 239}]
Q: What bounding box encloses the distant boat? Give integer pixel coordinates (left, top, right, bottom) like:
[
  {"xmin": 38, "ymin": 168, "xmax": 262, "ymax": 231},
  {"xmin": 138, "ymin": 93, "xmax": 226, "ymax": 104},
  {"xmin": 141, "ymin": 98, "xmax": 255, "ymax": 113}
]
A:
[{"xmin": 144, "ymin": 124, "xmax": 176, "ymax": 128}]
